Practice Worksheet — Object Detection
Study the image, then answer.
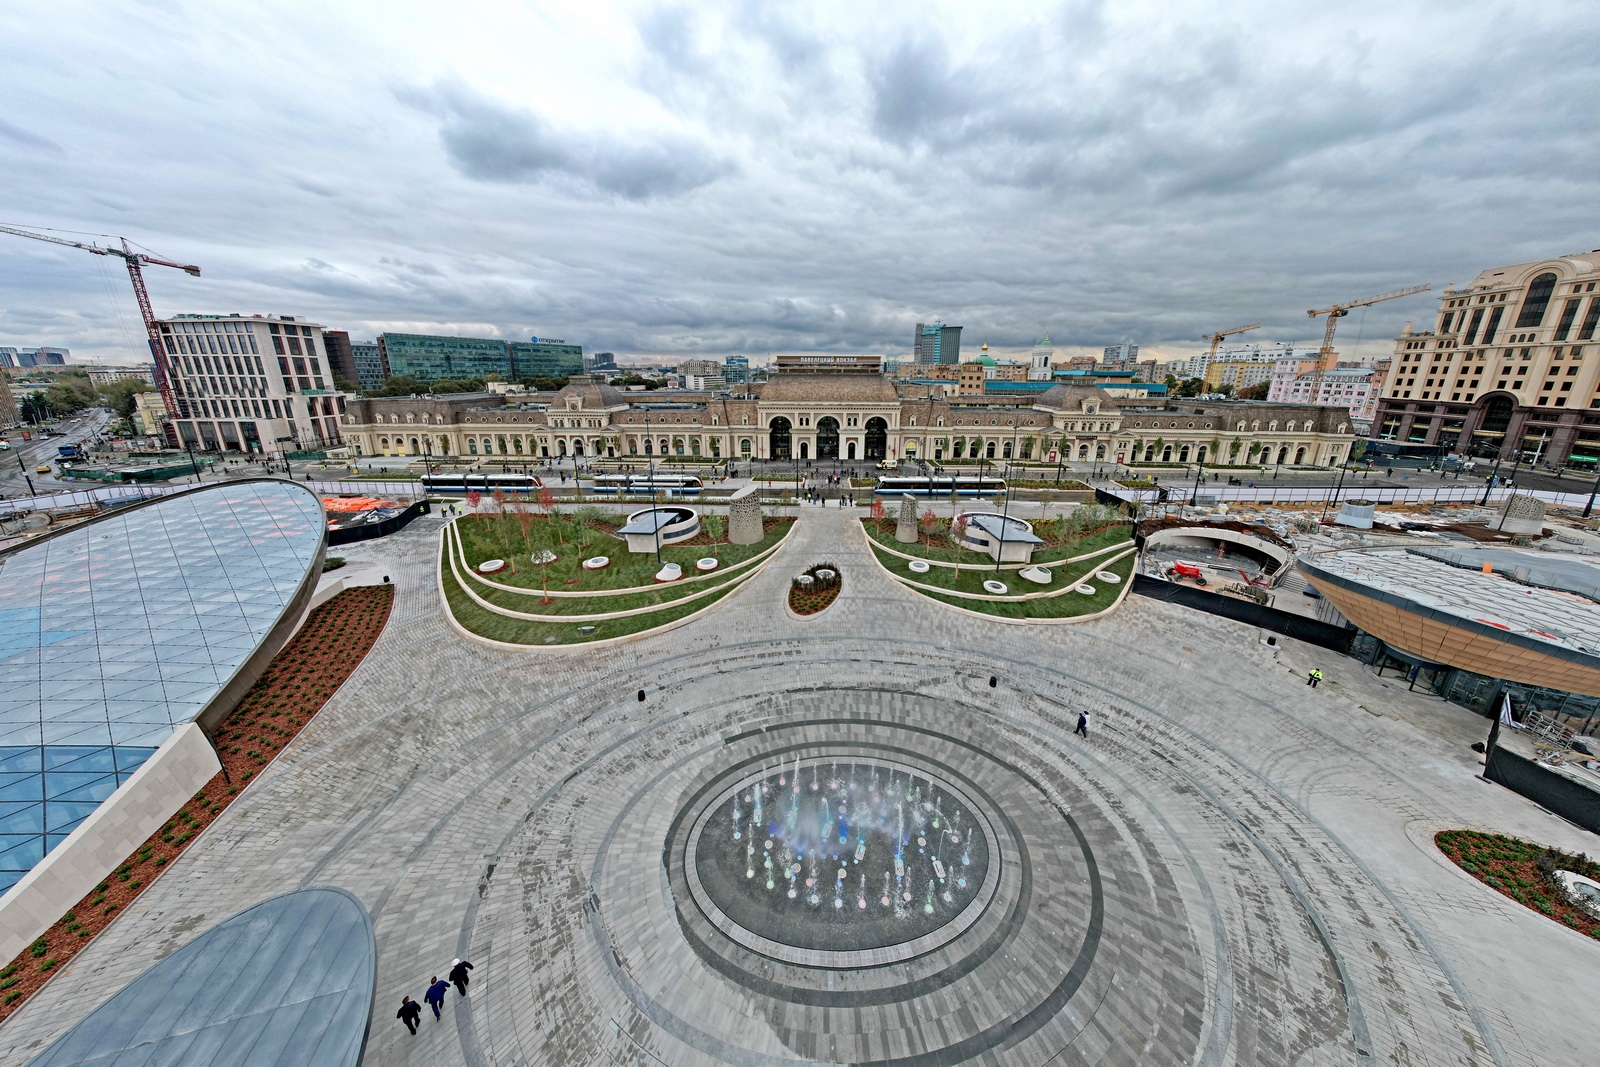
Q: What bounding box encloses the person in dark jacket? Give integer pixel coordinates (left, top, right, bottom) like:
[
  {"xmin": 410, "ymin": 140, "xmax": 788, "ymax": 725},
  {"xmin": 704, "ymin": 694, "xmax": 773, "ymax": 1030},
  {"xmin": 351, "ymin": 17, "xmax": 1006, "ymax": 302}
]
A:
[
  {"xmin": 397, "ymin": 996, "xmax": 422, "ymax": 1035},
  {"xmin": 424, "ymin": 976, "xmax": 449, "ymax": 1019},
  {"xmin": 450, "ymin": 958, "xmax": 474, "ymax": 996}
]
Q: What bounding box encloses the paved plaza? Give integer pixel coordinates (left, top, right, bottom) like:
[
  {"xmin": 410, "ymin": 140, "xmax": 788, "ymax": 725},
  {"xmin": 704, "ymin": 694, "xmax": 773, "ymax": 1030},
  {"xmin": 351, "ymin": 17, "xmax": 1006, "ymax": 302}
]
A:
[{"xmin": 2, "ymin": 507, "xmax": 1598, "ymax": 1065}]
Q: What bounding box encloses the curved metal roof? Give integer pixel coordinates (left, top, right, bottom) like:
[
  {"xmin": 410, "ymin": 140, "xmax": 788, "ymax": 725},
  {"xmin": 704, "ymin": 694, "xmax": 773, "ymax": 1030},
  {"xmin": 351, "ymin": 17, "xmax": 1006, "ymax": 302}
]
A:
[
  {"xmin": 27, "ymin": 886, "xmax": 375, "ymax": 1067},
  {"xmin": 0, "ymin": 481, "xmax": 324, "ymax": 892}
]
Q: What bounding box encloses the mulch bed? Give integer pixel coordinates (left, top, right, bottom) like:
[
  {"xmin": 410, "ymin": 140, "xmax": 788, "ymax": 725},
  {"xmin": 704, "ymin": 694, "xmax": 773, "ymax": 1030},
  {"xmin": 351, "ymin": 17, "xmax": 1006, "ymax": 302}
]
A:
[
  {"xmin": 0, "ymin": 585, "xmax": 394, "ymax": 1022},
  {"xmin": 788, "ymin": 563, "xmax": 841, "ymax": 615},
  {"xmin": 1436, "ymin": 829, "xmax": 1600, "ymax": 939}
]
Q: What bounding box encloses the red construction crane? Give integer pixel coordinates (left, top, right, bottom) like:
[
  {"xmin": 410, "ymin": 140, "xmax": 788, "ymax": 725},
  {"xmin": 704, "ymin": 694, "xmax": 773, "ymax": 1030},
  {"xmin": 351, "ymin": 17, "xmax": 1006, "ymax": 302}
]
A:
[{"xmin": 1, "ymin": 225, "xmax": 200, "ymax": 442}]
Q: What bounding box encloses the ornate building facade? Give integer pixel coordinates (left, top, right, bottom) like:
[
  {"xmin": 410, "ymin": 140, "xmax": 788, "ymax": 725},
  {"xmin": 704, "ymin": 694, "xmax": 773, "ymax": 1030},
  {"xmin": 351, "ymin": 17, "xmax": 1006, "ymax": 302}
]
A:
[
  {"xmin": 341, "ymin": 372, "xmax": 1355, "ymax": 468},
  {"xmin": 1374, "ymin": 252, "xmax": 1600, "ymax": 466}
]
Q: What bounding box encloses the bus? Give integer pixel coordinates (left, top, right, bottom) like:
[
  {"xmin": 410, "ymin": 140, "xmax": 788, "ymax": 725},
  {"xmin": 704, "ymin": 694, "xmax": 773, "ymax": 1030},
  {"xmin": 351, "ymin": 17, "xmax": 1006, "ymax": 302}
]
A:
[
  {"xmin": 590, "ymin": 473, "xmax": 705, "ymax": 494},
  {"xmin": 875, "ymin": 475, "xmax": 1006, "ymax": 496},
  {"xmin": 420, "ymin": 472, "xmax": 542, "ymax": 493}
]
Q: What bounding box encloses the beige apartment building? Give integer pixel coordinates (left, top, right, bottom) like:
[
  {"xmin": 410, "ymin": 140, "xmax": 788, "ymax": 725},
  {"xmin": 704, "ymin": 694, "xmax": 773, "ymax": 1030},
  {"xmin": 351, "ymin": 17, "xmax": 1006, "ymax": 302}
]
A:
[{"xmin": 1375, "ymin": 252, "xmax": 1600, "ymax": 465}]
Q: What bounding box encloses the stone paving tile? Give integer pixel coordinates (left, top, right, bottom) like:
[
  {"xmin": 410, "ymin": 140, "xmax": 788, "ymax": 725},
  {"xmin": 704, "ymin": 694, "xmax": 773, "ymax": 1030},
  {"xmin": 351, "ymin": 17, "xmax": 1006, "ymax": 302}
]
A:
[{"xmin": 1, "ymin": 508, "xmax": 1596, "ymax": 1065}]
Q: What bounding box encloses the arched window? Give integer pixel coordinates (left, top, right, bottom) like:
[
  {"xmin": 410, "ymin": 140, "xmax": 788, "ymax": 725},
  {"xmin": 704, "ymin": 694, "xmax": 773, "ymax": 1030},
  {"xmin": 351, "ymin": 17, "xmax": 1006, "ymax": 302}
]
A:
[
  {"xmin": 815, "ymin": 416, "xmax": 840, "ymax": 459},
  {"xmin": 1481, "ymin": 395, "xmax": 1514, "ymax": 434},
  {"xmin": 1516, "ymin": 272, "xmax": 1558, "ymax": 328},
  {"xmin": 864, "ymin": 417, "xmax": 888, "ymax": 459},
  {"xmin": 768, "ymin": 416, "xmax": 792, "ymax": 459}
]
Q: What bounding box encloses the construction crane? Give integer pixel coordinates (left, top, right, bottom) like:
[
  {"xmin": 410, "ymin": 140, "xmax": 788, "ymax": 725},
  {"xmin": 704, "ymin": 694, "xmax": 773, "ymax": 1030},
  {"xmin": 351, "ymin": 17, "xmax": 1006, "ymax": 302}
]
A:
[
  {"xmin": 1203, "ymin": 322, "xmax": 1260, "ymax": 359},
  {"xmin": 0, "ymin": 225, "xmax": 200, "ymax": 441},
  {"xmin": 1307, "ymin": 284, "xmax": 1430, "ymax": 372}
]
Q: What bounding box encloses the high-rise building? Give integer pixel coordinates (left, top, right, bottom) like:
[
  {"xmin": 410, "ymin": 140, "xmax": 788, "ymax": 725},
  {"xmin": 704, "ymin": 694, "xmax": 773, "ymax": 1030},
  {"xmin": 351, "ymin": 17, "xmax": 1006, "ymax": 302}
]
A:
[
  {"xmin": 1102, "ymin": 343, "xmax": 1139, "ymax": 367},
  {"xmin": 585, "ymin": 351, "xmax": 619, "ymax": 374},
  {"xmin": 915, "ymin": 323, "xmax": 963, "ymax": 365},
  {"xmin": 321, "ymin": 331, "xmax": 359, "ymax": 388},
  {"xmin": 0, "ymin": 347, "xmax": 70, "ymax": 367},
  {"xmin": 351, "ymin": 343, "xmax": 386, "ymax": 392},
  {"xmin": 1375, "ymin": 252, "xmax": 1600, "ymax": 462},
  {"xmin": 157, "ymin": 313, "xmax": 347, "ymax": 453},
  {"xmin": 379, "ymin": 333, "xmax": 514, "ymax": 382},
  {"xmin": 724, "ymin": 355, "xmax": 750, "ymax": 383},
  {"xmin": 677, "ymin": 359, "xmax": 724, "ymax": 379},
  {"xmin": 509, "ymin": 339, "xmax": 585, "ymax": 380}
]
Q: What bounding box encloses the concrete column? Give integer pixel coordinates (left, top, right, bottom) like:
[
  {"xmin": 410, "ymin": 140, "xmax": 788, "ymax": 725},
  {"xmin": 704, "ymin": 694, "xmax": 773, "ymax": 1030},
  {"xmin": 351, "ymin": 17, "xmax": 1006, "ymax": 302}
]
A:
[
  {"xmin": 728, "ymin": 485, "xmax": 763, "ymax": 545},
  {"xmin": 895, "ymin": 494, "xmax": 920, "ymax": 543}
]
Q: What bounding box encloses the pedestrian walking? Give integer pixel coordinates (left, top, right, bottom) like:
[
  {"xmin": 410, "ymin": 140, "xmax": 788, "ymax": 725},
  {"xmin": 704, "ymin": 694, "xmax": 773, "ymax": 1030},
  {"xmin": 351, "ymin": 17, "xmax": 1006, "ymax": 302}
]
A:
[
  {"xmin": 1307, "ymin": 668, "xmax": 1323, "ymax": 688},
  {"xmin": 1074, "ymin": 711, "xmax": 1090, "ymax": 738},
  {"xmin": 450, "ymin": 958, "xmax": 474, "ymax": 996},
  {"xmin": 398, "ymin": 996, "xmax": 422, "ymax": 1035},
  {"xmin": 425, "ymin": 976, "xmax": 449, "ymax": 1018}
]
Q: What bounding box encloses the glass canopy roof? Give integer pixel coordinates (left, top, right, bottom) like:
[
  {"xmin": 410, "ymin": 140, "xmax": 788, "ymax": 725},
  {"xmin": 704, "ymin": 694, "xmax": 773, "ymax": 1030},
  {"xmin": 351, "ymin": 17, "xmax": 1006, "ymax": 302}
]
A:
[{"xmin": 0, "ymin": 482, "xmax": 323, "ymax": 892}]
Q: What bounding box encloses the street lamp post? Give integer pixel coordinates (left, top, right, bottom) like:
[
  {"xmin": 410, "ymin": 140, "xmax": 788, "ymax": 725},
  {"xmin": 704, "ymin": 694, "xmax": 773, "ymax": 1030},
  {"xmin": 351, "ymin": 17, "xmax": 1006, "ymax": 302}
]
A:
[
  {"xmin": 643, "ymin": 409, "xmax": 661, "ymax": 563},
  {"xmin": 1582, "ymin": 465, "xmax": 1600, "ymax": 519},
  {"xmin": 995, "ymin": 421, "xmax": 1019, "ymax": 573},
  {"xmin": 1320, "ymin": 460, "xmax": 1349, "ymax": 523},
  {"xmin": 1494, "ymin": 440, "xmax": 1530, "ymax": 531}
]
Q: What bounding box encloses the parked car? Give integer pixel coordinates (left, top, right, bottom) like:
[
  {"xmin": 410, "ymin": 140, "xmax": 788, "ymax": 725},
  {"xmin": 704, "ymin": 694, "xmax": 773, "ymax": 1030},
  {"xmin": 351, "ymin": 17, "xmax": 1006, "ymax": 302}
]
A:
[{"xmin": 35, "ymin": 465, "xmax": 51, "ymax": 474}]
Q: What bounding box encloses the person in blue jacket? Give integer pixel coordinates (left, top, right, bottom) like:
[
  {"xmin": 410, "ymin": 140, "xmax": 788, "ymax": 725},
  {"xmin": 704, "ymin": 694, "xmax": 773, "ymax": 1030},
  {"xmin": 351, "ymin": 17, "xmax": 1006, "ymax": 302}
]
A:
[{"xmin": 424, "ymin": 976, "xmax": 450, "ymax": 1019}]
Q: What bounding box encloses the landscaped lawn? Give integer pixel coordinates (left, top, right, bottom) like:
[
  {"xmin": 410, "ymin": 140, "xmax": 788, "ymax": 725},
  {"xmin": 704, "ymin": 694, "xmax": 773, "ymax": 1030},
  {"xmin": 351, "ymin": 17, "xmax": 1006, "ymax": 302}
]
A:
[
  {"xmin": 861, "ymin": 513, "xmax": 1132, "ymax": 567},
  {"xmin": 915, "ymin": 551, "xmax": 1134, "ymax": 619},
  {"xmin": 453, "ymin": 511, "xmax": 792, "ymax": 592},
  {"xmin": 442, "ymin": 561, "xmax": 750, "ymax": 644},
  {"xmin": 442, "ymin": 509, "xmax": 794, "ymax": 641}
]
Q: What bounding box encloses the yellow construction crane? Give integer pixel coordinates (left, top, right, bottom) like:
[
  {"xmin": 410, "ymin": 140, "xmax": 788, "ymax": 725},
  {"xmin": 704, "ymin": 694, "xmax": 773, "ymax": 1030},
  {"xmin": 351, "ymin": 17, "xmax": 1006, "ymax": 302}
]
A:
[
  {"xmin": 1307, "ymin": 284, "xmax": 1430, "ymax": 371},
  {"xmin": 1203, "ymin": 323, "xmax": 1260, "ymax": 359}
]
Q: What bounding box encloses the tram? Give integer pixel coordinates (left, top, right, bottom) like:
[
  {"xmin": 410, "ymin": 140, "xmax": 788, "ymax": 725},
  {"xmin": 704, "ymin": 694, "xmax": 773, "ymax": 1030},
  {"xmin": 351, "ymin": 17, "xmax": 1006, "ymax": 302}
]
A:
[
  {"xmin": 590, "ymin": 473, "xmax": 705, "ymax": 494},
  {"xmin": 420, "ymin": 472, "xmax": 542, "ymax": 493},
  {"xmin": 874, "ymin": 475, "xmax": 1006, "ymax": 496}
]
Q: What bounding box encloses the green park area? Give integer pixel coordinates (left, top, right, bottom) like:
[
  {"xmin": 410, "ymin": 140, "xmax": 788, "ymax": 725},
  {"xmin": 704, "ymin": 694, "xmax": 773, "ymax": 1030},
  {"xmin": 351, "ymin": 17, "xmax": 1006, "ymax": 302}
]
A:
[
  {"xmin": 441, "ymin": 506, "xmax": 793, "ymax": 645},
  {"xmin": 862, "ymin": 507, "xmax": 1137, "ymax": 621}
]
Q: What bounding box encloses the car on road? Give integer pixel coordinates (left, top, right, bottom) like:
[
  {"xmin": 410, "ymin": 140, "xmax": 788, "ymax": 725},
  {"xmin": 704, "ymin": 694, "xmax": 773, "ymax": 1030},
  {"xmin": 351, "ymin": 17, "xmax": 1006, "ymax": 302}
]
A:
[
  {"xmin": 875, "ymin": 460, "xmax": 898, "ymax": 471},
  {"xmin": 35, "ymin": 465, "xmax": 51, "ymax": 474}
]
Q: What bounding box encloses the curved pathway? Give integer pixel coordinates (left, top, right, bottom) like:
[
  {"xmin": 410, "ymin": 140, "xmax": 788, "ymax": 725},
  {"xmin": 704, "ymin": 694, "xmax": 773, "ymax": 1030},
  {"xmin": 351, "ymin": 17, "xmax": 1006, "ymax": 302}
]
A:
[{"xmin": 1, "ymin": 507, "xmax": 1595, "ymax": 1065}]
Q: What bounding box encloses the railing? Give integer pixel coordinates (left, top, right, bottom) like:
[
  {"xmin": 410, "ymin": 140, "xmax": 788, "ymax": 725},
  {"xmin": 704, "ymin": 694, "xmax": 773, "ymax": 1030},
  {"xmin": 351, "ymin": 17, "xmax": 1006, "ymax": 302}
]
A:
[
  {"xmin": 1098, "ymin": 482, "xmax": 1598, "ymax": 509},
  {"xmin": 5, "ymin": 477, "xmax": 423, "ymax": 513}
]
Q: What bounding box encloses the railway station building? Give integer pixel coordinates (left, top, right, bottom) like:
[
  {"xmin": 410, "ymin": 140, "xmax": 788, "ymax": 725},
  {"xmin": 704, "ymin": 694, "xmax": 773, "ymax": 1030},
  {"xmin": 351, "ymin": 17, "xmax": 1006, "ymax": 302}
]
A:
[{"xmin": 341, "ymin": 356, "xmax": 1357, "ymax": 468}]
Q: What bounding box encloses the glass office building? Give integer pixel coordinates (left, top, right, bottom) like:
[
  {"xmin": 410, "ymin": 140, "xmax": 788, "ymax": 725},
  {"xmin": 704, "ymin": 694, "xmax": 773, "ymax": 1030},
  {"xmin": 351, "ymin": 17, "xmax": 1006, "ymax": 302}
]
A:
[
  {"xmin": 509, "ymin": 340, "xmax": 584, "ymax": 379},
  {"xmin": 378, "ymin": 333, "xmax": 515, "ymax": 382},
  {"xmin": 351, "ymin": 343, "xmax": 386, "ymax": 392},
  {"xmin": 0, "ymin": 482, "xmax": 324, "ymax": 892},
  {"xmin": 376, "ymin": 333, "xmax": 584, "ymax": 383}
]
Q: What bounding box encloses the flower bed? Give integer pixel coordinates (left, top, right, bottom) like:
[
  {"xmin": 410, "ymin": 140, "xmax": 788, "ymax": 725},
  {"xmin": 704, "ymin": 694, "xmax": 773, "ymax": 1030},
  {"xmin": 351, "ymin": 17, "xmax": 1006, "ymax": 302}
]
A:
[
  {"xmin": 0, "ymin": 584, "xmax": 394, "ymax": 1022},
  {"xmin": 1436, "ymin": 829, "xmax": 1600, "ymax": 939},
  {"xmin": 789, "ymin": 562, "xmax": 842, "ymax": 615}
]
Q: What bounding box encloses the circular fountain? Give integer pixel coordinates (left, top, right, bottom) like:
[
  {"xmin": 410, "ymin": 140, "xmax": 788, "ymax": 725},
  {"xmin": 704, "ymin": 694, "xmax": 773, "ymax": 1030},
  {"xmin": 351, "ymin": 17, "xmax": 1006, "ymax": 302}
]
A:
[{"xmin": 687, "ymin": 757, "xmax": 995, "ymax": 962}]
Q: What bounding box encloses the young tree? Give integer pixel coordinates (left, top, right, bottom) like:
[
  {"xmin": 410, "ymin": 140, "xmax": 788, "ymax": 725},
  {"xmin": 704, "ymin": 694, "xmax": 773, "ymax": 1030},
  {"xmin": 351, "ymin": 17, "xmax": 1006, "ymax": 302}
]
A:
[
  {"xmin": 950, "ymin": 514, "xmax": 968, "ymax": 577},
  {"xmin": 869, "ymin": 498, "xmax": 885, "ymax": 524},
  {"xmin": 919, "ymin": 508, "xmax": 939, "ymax": 541},
  {"xmin": 701, "ymin": 511, "xmax": 725, "ymax": 556},
  {"xmin": 575, "ymin": 504, "xmax": 604, "ymax": 554},
  {"xmin": 465, "ymin": 488, "xmax": 482, "ymax": 511}
]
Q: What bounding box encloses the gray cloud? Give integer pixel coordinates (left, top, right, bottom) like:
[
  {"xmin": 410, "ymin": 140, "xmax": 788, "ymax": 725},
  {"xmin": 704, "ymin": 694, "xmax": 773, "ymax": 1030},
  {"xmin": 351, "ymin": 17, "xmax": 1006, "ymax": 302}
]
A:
[
  {"xmin": 404, "ymin": 81, "xmax": 731, "ymax": 200},
  {"xmin": 1, "ymin": 1, "xmax": 1598, "ymax": 369},
  {"xmin": 0, "ymin": 117, "xmax": 60, "ymax": 152}
]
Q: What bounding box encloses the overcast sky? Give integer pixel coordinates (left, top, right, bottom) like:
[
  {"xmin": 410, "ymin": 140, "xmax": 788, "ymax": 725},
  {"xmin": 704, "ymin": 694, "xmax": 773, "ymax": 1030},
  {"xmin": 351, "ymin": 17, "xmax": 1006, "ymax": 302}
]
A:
[{"xmin": 3, "ymin": 0, "xmax": 1597, "ymax": 367}]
